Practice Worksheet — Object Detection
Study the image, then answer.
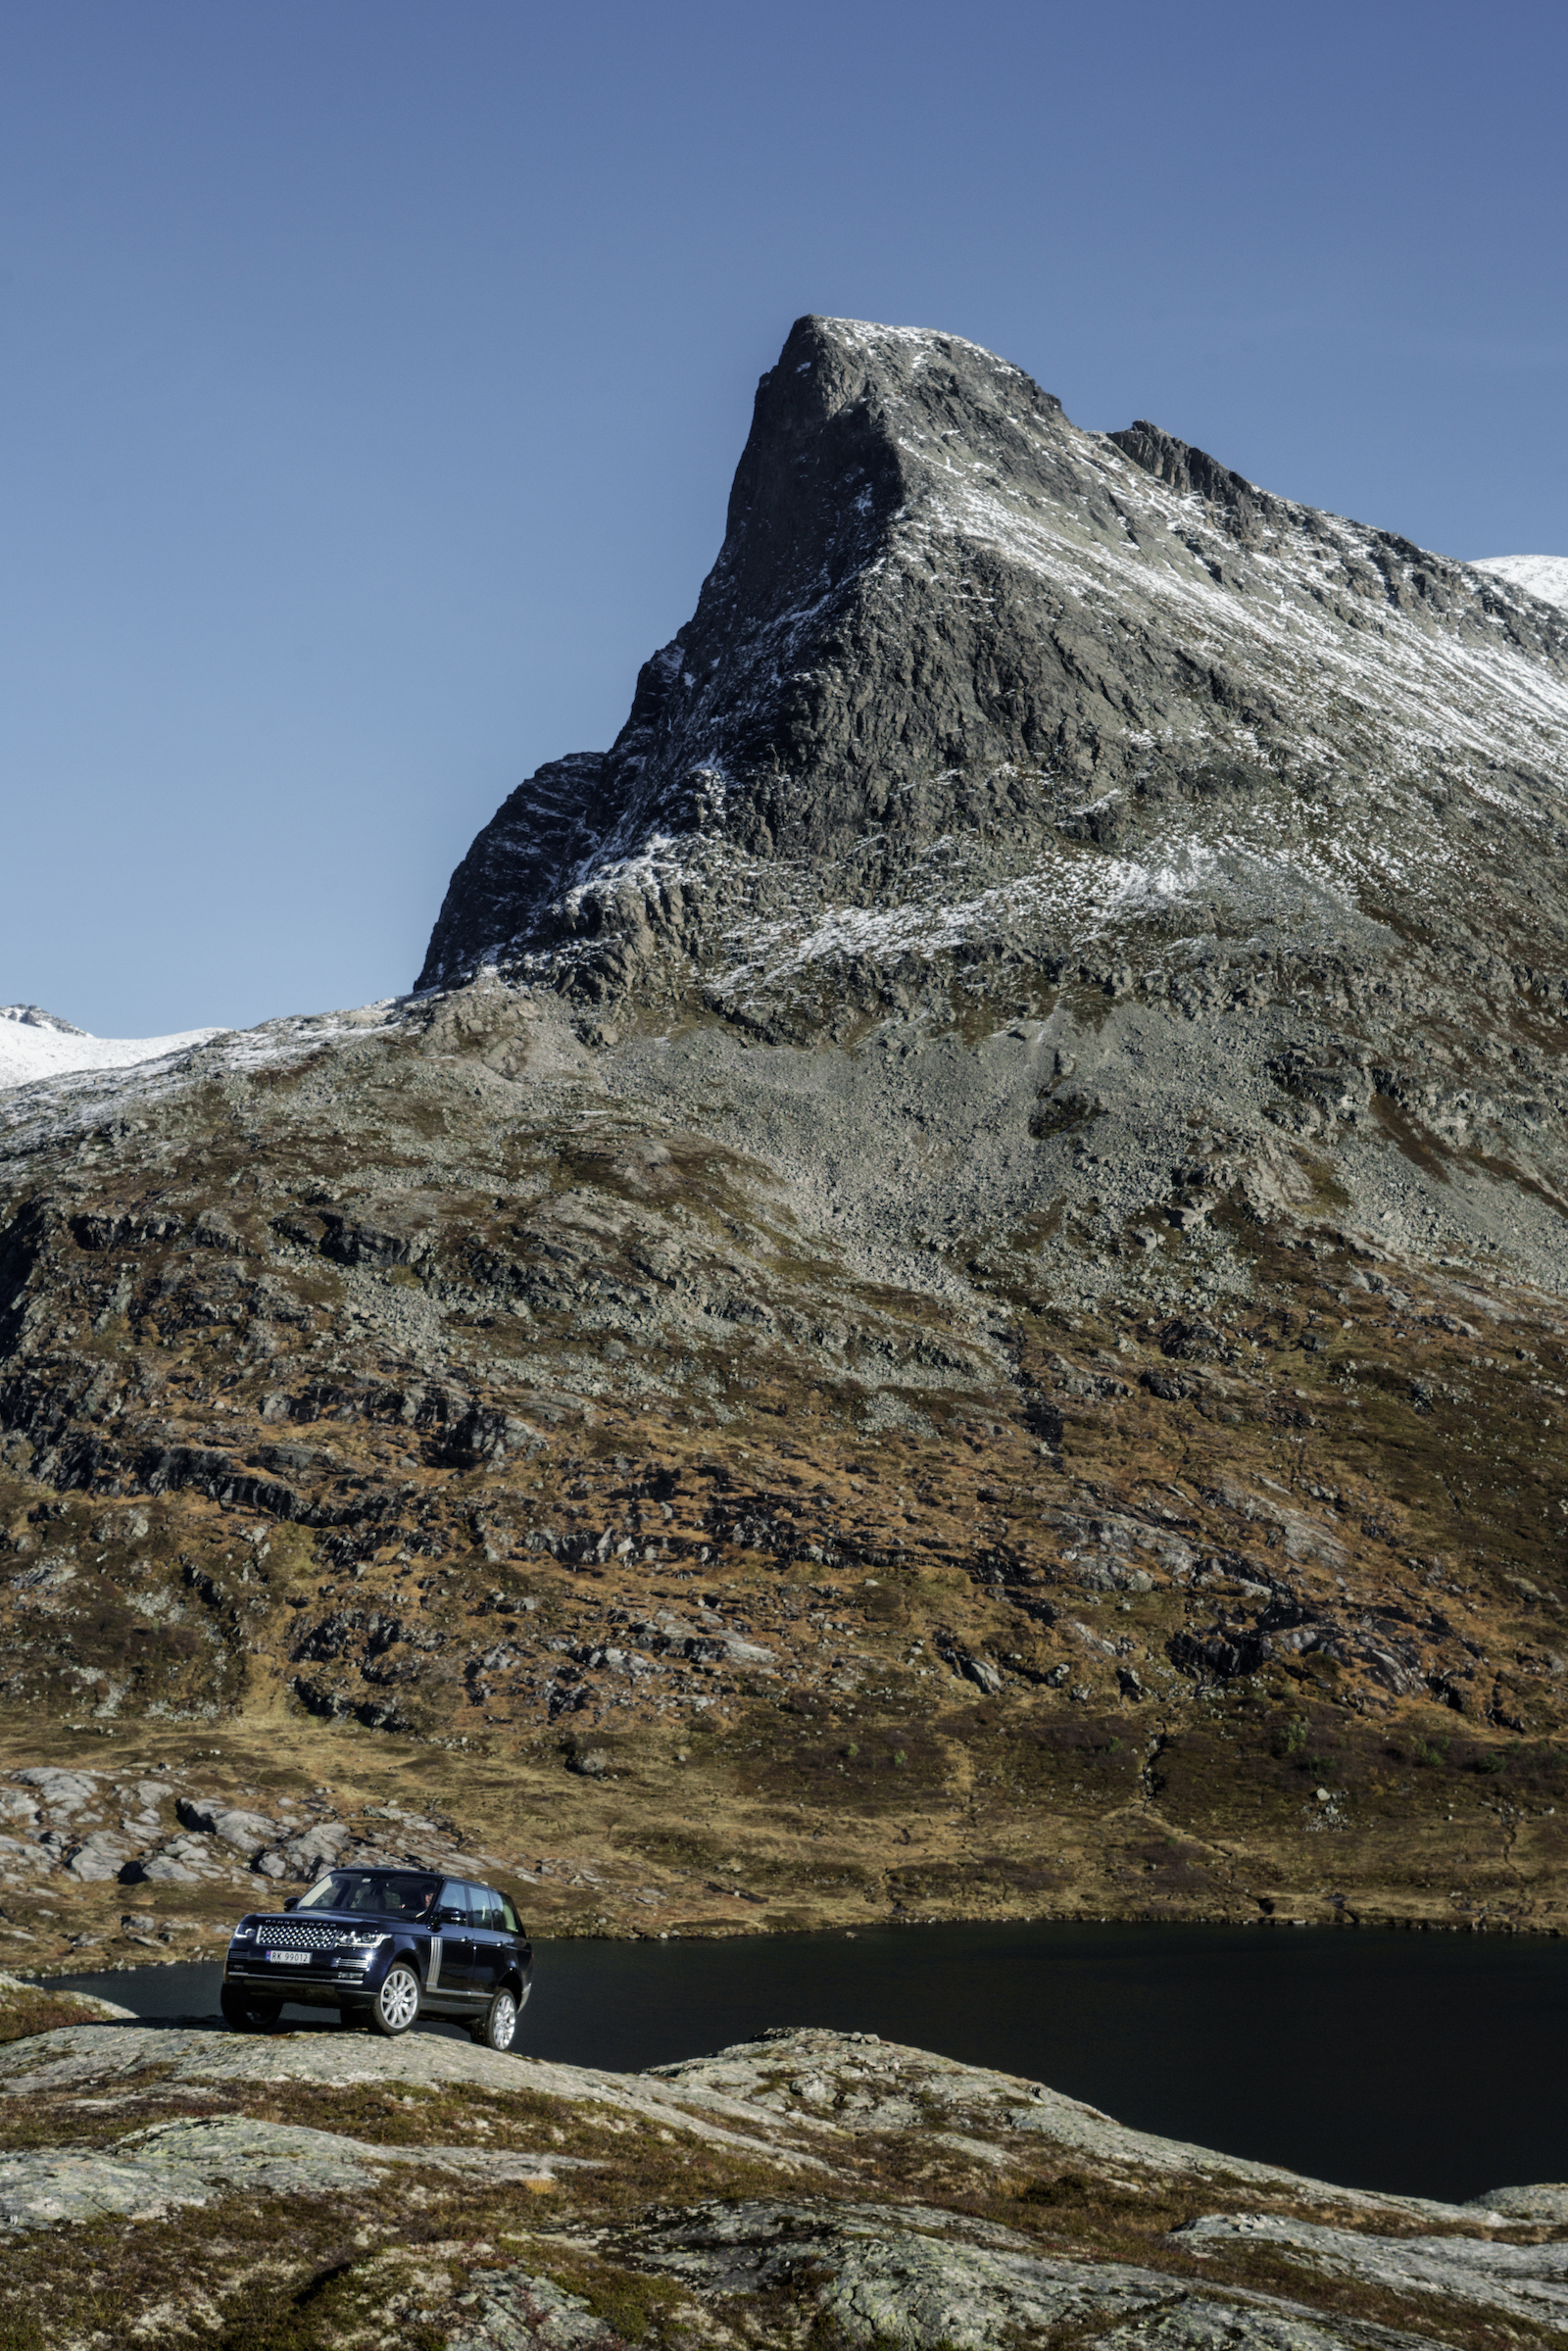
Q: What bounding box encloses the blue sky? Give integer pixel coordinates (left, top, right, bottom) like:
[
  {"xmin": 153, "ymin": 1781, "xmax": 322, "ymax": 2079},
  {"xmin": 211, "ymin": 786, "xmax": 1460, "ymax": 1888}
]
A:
[{"xmin": 4, "ymin": 0, "xmax": 1566, "ymax": 1035}]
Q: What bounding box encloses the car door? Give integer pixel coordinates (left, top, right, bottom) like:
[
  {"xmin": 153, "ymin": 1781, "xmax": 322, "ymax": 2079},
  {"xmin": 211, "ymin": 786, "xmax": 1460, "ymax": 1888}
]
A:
[
  {"xmin": 427, "ymin": 1876, "xmax": 477, "ymax": 2002},
  {"xmin": 466, "ymin": 1883, "xmax": 504, "ymax": 2004},
  {"xmin": 495, "ymin": 1890, "xmax": 529, "ymax": 2002}
]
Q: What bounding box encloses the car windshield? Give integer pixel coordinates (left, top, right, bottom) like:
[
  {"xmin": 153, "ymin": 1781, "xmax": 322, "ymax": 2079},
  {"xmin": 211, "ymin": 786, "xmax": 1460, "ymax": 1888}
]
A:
[{"xmin": 295, "ymin": 1870, "xmax": 440, "ymax": 1920}]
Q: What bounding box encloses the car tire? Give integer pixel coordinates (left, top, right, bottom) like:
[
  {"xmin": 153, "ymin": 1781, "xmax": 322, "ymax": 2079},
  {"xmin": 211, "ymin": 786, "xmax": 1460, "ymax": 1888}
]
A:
[
  {"xmin": 220, "ymin": 1985, "xmax": 282, "ymax": 2033},
  {"xmin": 472, "ymin": 1985, "xmax": 520, "ymax": 2052},
  {"xmin": 367, "ymin": 1962, "xmax": 421, "ymax": 2038}
]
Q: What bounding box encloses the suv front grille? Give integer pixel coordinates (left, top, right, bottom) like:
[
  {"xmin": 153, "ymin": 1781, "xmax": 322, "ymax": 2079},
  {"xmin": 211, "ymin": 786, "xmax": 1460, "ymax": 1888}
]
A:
[{"xmin": 258, "ymin": 1922, "xmax": 341, "ymax": 1949}]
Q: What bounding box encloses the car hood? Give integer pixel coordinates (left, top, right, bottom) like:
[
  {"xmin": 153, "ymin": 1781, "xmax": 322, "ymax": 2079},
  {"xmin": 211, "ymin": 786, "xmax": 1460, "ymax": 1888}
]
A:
[{"xmin": 236, "ymin": 1908, "xmax": 423, "ymax": 1930}]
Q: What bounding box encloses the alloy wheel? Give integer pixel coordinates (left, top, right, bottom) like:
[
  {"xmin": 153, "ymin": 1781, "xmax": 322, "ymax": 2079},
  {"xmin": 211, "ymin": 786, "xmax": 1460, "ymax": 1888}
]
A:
[{"xmin": 372, "ymin": 1964, "xmax": 420, "ymax": 2036}]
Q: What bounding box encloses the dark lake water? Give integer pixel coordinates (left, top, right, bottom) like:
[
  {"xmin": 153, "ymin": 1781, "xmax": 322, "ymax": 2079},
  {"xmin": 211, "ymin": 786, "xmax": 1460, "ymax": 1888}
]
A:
[{"xmin": 47, "ymin": 1920, "xmax": 1568, "ymax": 2206}]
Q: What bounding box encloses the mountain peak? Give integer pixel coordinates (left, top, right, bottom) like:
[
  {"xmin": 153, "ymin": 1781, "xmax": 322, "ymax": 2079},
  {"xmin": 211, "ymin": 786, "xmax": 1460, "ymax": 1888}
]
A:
[{"xmin": 419, "ymin": 316, "xmax": 1568, "ymax": 1024}]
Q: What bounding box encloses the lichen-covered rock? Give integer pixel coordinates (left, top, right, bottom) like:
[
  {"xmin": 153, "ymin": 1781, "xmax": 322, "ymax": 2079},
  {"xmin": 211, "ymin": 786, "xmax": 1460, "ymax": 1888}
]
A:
[
  {"xmin": 0, "ymin": 2112, "xmax": 562, "ymax": 2231},
  {"xmin": 0, "ymin": 2022, "xmax": 1565, "ymax": 2347},
  {"xmin": 618, "ymin": 2196, "xmax": 1172, "ymax": 2345},
  {"xmin": 1177, "ymin": 2211, "xmax": 1568, "ymax": 2327},
  {"xmin": 447, "ymin": 2270, "xmax": 620, "ymax": 2350},
  {"xmin": 613, "ymin": 2195, "xmax": 1485, "ymax": 2351},
  {"xmin": 0, "ymin": 1969, "xmax": 132, "ymax": 2047},
  {"xmin": 1469, "ymin": 2181, "xmax": 1568, "ymax": 2221}
]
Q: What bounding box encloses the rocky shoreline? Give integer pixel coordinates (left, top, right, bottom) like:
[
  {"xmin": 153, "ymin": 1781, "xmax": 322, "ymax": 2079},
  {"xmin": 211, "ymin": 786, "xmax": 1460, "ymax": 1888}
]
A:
[{"xmin": 4, "ymin": 1719, "xmax": 1566, "ymax": 1979}]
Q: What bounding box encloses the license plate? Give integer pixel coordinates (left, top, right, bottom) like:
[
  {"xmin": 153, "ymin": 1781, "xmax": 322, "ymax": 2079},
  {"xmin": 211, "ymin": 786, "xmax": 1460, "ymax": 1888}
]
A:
[{"xmin": 269, "ymin": 1950, "xmax": 311, "ymax": 1965}]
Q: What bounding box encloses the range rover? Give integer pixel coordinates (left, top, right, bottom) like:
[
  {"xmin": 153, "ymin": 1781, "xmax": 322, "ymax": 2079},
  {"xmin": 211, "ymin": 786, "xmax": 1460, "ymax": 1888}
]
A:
[{"xmin": 220, "ymin": 1868, "xmax": 532, "ymax": 2050}]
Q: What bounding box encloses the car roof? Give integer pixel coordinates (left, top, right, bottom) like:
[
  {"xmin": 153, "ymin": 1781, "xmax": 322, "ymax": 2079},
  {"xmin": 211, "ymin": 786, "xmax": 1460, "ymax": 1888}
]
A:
[
  {"xmin": 276, "ymin": 1869, "xmax": 513, "ymax": 1906},
  {"xmin": 322, "ymin": 1869, "xmax": 507, "ymax": 1896}
]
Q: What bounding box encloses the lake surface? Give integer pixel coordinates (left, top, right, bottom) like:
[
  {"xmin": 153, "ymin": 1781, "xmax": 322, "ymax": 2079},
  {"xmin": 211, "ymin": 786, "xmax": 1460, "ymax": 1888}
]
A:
[{"xmin": 49, "ymin": 1920, "xmax": 1568, "ymax": 2206}]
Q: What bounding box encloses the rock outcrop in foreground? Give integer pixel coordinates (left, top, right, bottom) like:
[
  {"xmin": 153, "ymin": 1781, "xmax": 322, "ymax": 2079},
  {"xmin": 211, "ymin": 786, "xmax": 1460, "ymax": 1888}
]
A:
[
  {"xmin": 1, "ymin": 1990, "xmax": 1565, "ymax": 2349},
  {"xmin": 4, "ymin": 318, "xmax": 1568, "ymax": 1946}
]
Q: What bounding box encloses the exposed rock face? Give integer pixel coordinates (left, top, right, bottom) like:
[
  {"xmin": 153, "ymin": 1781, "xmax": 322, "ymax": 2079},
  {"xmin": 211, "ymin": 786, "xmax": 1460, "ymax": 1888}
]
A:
[
  {"xmin": 6, "ymin": 319, "xmax": 1568, "ymax": 1945},
  {"xmin": 0, "ymin": 1751, "xmax": 542, "ymax": 1940},
  {"xmin": 420, "ymin": 753, "xmax": 609, "ymax": 994}
]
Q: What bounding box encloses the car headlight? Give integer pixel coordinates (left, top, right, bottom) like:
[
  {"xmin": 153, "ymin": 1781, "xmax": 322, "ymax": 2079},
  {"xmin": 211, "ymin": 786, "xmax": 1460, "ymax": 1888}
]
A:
[
  {"xmin": 230, "ymin": 1925, "xmax": 255, "ymax": 1939},
  {"xmin": 344, "ymin": 1932, "xmax": 388, "ymax": 1949}
]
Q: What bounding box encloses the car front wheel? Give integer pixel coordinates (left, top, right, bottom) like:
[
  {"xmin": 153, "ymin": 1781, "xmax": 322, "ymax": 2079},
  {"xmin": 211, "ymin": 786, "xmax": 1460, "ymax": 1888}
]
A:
[
  {"xmin": 473, "ymin": 1986, "xmax": 519, "ymax": 2052},
  {"xmin": 220, "ymin": 1985, "xmax": 281, "ymax": 2033},
  {"xmin": 368, "ymin": 1962, "xmax": 420, "ymax": 2037}
]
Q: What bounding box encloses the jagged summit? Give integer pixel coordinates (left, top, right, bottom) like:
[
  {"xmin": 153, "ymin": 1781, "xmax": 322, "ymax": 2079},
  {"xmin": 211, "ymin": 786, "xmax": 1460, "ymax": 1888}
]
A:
[
  {"xmin": 418, "ymin": 313, "xmax": 1568, "ymax": 1021},
  {"xmin": 418, "ymin": 313, "xmax": 1071, "ymax": 991}
]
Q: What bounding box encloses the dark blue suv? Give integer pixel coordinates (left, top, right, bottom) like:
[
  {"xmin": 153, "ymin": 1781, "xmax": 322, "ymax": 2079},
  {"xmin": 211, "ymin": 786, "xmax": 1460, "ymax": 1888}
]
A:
[{"xmin": 221, "ymin": 1868, "xmax": 532, "ymax": 2050}]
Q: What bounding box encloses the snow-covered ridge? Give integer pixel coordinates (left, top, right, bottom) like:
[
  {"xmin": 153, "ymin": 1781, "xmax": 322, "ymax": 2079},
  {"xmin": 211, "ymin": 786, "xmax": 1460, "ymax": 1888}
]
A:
[
  {"xmin": 0, "ymin": 999, "xmax": 417, "ymax": 1162},
  {"xmin": 0, "ymin": 1004, "xmax": 223, "ymax": 1092},
  {"xmin": 1473, "ymin": 555, "xmax": 1568, "ymax": 613}
]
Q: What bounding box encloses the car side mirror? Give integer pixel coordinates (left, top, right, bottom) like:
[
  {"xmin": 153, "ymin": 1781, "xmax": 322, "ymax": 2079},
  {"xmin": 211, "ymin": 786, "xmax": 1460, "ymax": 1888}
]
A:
[
  {"xmin": 437, "ymin": 1905, "xmax": 466, "ymax": 1925},
  {"xmin": 282, "ymin": 1896, "xmax": 299, "ymax": 1911}
]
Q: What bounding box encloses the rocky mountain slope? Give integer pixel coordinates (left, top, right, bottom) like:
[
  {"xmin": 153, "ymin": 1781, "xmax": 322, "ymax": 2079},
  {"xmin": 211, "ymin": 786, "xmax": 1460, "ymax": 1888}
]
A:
[
  {"xmin": 5, "ymin": 1988, "xmax": 1568, "ymax": 2349},
  {"xmin": 3, "ymin": 318, "xmax": 1568, "ymax": 1955}
]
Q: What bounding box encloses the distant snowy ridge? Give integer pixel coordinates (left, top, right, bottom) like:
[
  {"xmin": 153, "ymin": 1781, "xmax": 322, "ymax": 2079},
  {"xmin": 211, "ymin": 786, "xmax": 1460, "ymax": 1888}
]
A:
[
  {"xmin": 0, "ymin": 1004, "xmax": 222, "ymax": 1092},
  {"xmin": 1, "ymin": 1004, "xmax": 87, "ymax": 1037},
  {"xmin": 0, "ymin": 998, "xmax": 416, "ymax": 1157},
  {"xmin": 1473, "ymin": 555, "xmax": 1568, "ymax": 612}
]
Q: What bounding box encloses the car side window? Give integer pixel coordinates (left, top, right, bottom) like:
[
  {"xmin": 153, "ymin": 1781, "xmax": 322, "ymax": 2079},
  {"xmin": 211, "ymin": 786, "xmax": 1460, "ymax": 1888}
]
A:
[
  {"xmin": 439, "ymin": 1879, "xmax": 468, "ymax": 1923},
  {"xmin": 498, "ymin": 1895, "xmax": 520, "ymax": 1935},
  {"xmin": 468, "ymin": 1884, "xmax": 498, "ymax": 1931}
]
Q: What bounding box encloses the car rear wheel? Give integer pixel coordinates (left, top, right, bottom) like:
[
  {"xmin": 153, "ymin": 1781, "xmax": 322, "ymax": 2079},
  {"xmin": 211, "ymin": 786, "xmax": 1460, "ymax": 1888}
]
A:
[
  {"xmin": 368, "ymin": 1962, "xmax": 420, "ymax": 2037},
  {"xmin": 472, "ymin": 1986, "xmax": 519, "ymax": 2051},
  {"xmin": 220, "ymin": 1985, "xmax": 282, "ymax": 2033}
]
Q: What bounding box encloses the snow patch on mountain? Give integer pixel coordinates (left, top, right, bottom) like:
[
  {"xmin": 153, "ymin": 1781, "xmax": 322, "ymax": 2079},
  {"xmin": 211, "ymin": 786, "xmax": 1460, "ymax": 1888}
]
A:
[
  {"xmin": 1473, "ymin": 556, "xmax": 1568, "ymax": 613},
  {"xmin": 0, "ymin": 1005, "xmax": 223, "ymax": 1092}
]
